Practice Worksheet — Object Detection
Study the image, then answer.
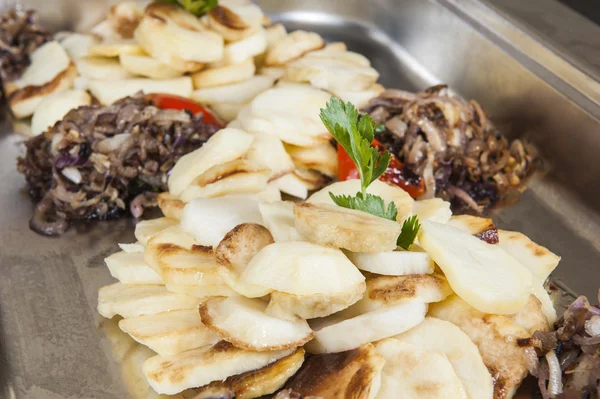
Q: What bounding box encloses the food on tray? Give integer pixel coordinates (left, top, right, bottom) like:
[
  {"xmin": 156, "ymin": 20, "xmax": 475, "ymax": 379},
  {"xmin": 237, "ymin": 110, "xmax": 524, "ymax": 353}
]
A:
[{"xmin": 362, "ymin": 85, "xmax": 540, "ymax": 213}]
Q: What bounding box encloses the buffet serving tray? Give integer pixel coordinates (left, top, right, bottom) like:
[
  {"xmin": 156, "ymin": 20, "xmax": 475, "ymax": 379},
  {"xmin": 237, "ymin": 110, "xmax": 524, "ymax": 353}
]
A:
[{"xmin": 1, "ymin": 0, "xmax": 599, "ymax": 397}]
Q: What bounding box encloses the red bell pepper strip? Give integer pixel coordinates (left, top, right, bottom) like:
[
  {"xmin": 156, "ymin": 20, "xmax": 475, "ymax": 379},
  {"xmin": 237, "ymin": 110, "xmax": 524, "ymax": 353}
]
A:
[{"xmin": 148, "ymin": 93, "xmax": 225, "ymax": 128}]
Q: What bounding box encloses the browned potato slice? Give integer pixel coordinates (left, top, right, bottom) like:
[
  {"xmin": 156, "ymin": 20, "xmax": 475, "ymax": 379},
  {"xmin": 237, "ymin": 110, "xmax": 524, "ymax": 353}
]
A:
[
  {"xmin": 265, "ymin": 31, "xmax": 324, "ymax": 66},
  {"xmin": 294, "ymin": 202, "xmax": 401, "ymax": 253},
  {"xmin": 108, "ymin": 2, "xmax": 142, "ymax": 39},
  {"xmin": 285, "ymin": 142, "xmax": 338, "ymax": 177},
  {"xmin": 183, "ymin": 348, "xmax": 305, "ymax": 399},
  {"xmin": 157, "ymin": 192, "xmax": 185, "ymax": 220},
  {"xmin": 283, "ymin": 343, "xmax": 384, "ymax": 399},
  {"xmin": 88, "ymin": 40, "xmax": 145, "ymax": 57},
  {"xmin": 207, "ymin": 4, "xmax": 263, "ymax": 42},
  {"xmin": 134, "ymin": 217, "xmax": 178, "ymax": 246}
]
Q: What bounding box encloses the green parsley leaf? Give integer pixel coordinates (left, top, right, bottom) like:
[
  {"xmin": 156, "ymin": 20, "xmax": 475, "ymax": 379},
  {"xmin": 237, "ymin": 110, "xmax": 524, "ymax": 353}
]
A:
[
  {"xmin": 397, "ymin": 215, "xmax": 421, "ymax": 250},
  {"xmin": 158, "ymin": 0, "xmax": 218, "ymax": 16},
  {"xmin": 329, "ymin": 192, "xmax": 398, "ymax": 221},
  {"xmin": 319, "ymin": 97, "xmax": 391, "ymax": 195}
]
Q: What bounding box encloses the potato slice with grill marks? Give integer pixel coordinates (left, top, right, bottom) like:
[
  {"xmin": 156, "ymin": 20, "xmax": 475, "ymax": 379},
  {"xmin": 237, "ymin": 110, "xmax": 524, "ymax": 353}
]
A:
[
  {"xmin": 294, "ymin": 202, "xmax": 401, "ymax": 253},
  {"xmin": 182, "ymin": 348, "xmax": 305, "ymax": 399},
  {"xmin": 283, "ymin": 343, "xmax": 384, "ymax": 399},
  {"xmin": 105, "ymin": 250, "xmax": 163, "ymax": 285},
  {"xmin": 285, "ymin": 142, "xmax": 338, "ymax": 178},
  {"xmin": 497, "ymin": 230, "xmax": 560, "ymax": 282},
  {"xmin": 215, "ymin": 223, "xmax": 274, "ymax": 298},
  {"xmin": 207, "ymin": 4, "xmax": 263, "ymax": 42},
  {"xmin": 157, "ymin": 193, "xmax": 185, "ymax": 220}
]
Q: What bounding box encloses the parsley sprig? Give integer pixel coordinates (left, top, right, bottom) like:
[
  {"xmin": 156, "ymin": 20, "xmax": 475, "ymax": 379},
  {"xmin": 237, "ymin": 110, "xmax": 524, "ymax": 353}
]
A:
[
  {"xmin": 319, "ymin": 97, "xmax": 420, "ymax": 249},
  {"xmin": 159, "ymin": 0, "xmax": 218, "ymax": 16}
]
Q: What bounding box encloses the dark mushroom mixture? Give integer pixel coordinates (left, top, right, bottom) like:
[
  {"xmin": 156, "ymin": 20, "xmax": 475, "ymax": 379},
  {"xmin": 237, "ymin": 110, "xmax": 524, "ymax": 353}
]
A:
[
  {"xmin": 363, "ymin": 85, "xmax": 540, "ymax": 213},
  {"xmin": 17, "ymin": 93, "xmax": 220, "ymax": 236}
]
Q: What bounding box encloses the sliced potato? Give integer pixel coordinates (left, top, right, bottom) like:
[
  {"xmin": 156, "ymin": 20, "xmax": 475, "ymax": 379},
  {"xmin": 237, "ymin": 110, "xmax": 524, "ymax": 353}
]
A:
[
  {"xmin": 265, "ymin": 30, "xmax": 324, "ymax": 66},
  {"xmin": 192, "ymin": 75, "xmax": 274, "ymax": 104},
  {"xmin": 169, "ymin": 128, "xmax": 254, "ymax": 196},
  {"xmin": 209, "ymin": 101, "xmax": 246, "ymax": 122},
  {"xmin": 165, "ymin": 284, "xmax": 238, "ymax": 298},
  {"xmin": 414, "ymin": 198, "xmax": 453, "ymax": 224},
  {"xmin": 509, "ymin": 294, "xmax": 550, "ymax": 334},
  {"xmin": 242, "ymin": 241, "xmax": 365, "ymax": 296},
  {"xmin": 75, "ymin": 56, "xmax": 133, "ymax": 80},
  {"xmin": 118, "ymin": 242, "xmax": 144, "ymax": 253},
  {"xmin": 284, "ymin": 343, "xmax": 384, "ymax": 399},
  {"xmin": 192, "ymin": 58, "xmax": 255, "ymax": 88},
  {"xmin": 291, "ymin": 168, "xmax": 328, "ymax": 190},
  {"xmin": 143, "ymin": 341, "xmax": 294, "ymax": 395},
  {"xmin": 270, "ymin": 173, "xmax": 310, "ymax": 200},
  {"xmin": 180, "ymin": 196, "xmax": 263, "ymax": 247},
  {"xmin": 321, "ymin": 42, "xmax": 348, "ymax": 52},
  {"xmin": 346, "ymin": 250, "xmax": 434, "ymax": 276},
  {"xmin": 97, "ymin": 283, "xmax": 201, "ymax": 319},
  {"xmin": 119, "ymin": 309, "xmax": 220, "ymax": 356},
  {"xmin": 265, "ymin": 23, "xmax": 287, "ymax": 49},
  {"xmin": 305, "ymin": 47, "xmax": 368, "ymax": 64},
  {"xmin": 258, "ymin": 201, "xmax": 303, "ymax": 242},
  {"xmin": 88, "ymin": 76, "xmax": 193, "ymax": 105},
  {"xmin": 266, "ymin": 283, "xmax": 365, "ymax": 321},
  {"xmin": 374, "ymin": 339, "xmax": 468, "ymax": 399},
  {"xmin": 59, "ymin": 33, "xmax": 98, "ymax": 59},
  {"xmin": 419, "ymin": 221, "xmax": 533, "ymax": 314},
  {"xmin": 329, "ymin": 84, "xmax": 385, "ymax": 108},
  {"xmin": 394, "ymin": 317, "xmax": 494, "ymax": 399},
  {"xmin": 429, "ymin": 295, "xmax": 535, "ymax": 399},
  {"xmin": 31, "ymin": 89, "xmax": 91, "ymax": 135},
  {"xmin": 207, "ymin": 4, "xmax": 263, "ymax": 42},
  {"xmin": 305, "ymin": 301, "xmax": 427, "ymax": 354},
  {"xmin": 185, "ymin": 348, "xmax": 304, "ymax": 399},
  {"xmin": 221, "ymin": 28, "xmax": 267, "ymax": 65},
  {"xmin": 119, "ymin": 54, "xmax": 182, "ymax": 79},
  {"xmin": 245, "ymin": 133, "xmax": 295, "ymax": 180},
  {"xmin": 285, "ymin": 142, "xmax": 338, "ymax": 177},
  {"xmin": 255, "ymin": 185, "xmax": 282, "ymax": 202},
  {"xmin": 134, "ymin": 217, "xmax": 178, "ymax": 246},
  {"xmin": 157, "ymin": 192, "xmax": 185, "ymax": 220},
  {"xmin": 294, "ymin": 202, "xmax": 401, "ymax": 253},
  {"xmin": 447, "ymin": 214, "xmax": 495, "ymax": 235},
  {"xmin": 215, "ymin": 223, "xmax": 274, "ymax": 298},
  {"xmin": 308, "ymin": 179, "xmax": 414, "ymax": 222},
  {"xmin": 105, "ymin": 250, "xmax": 163, "ymax": 285},
  {"xmin": 180, "ymin": 160, "xmax": 270, "ymax": 202},
  {"xmin": 497, "ymin": 230, "xmax": 560, "ymax": 282},
  {"xmin": 108, "ymin": 1, "xmax": 142, "ymax": 39},
  {"xmin": 135, "ymin": 3, "xmax": 223, "ymax": 71},
  {"xmin": 258, "ymin": 66, "xmax": 285, "ymax": 80},
  {"xmin": 200, "ymin": 296, "xmax": 313, "ymax": 351},
  {"xmin": 88, "ymin": 40, "xmax": 145, "ymax": 57}
]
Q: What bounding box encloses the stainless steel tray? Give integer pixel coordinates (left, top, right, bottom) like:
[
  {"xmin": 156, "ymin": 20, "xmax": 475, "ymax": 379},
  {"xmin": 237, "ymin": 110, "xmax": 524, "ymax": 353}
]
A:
[{"xmin": 1, "ymin": 0, "xmax": 600, "ymax": 397}]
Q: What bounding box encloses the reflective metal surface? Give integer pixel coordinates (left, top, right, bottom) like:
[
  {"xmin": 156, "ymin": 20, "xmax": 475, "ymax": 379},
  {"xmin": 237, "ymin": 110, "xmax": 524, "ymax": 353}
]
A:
[{"xmin": 0, "ymin": 0, "xmax": 599, "ymax": 397}]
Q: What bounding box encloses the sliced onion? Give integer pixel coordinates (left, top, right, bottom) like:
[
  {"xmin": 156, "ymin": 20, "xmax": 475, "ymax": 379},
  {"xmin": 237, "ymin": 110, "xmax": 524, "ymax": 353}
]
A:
[
  {"xmin": 545, "ymin": 351, "xmax": 563, "ymax": 397},
  {"xmin": 61, "ymin": 167, "xmax": 82, "ymax": 184},
  {"xmin": 585, "ymin": 315, "xmax": 600, "ymax": 337}
]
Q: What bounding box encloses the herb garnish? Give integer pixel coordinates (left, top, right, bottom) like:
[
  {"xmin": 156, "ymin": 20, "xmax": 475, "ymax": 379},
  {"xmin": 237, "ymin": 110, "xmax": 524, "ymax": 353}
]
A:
[
  {"xmin": 319, "ymin": 96, "xmax": 420, "ymax": 249},
  {"xmin": 159, "ymin": 0, "xmax": 218, "ymax": 16}
]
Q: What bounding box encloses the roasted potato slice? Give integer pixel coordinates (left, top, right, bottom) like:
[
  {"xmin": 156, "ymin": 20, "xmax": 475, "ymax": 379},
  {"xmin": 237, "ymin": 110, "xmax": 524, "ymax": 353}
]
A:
[
  {"xmin": 258, "ymin": 201, "xmax": 303, "ymax": 243},
  {"xmin": 105, "ymin": 250, "xmax": 163, "ymax": 285},
  {"xmin": 191, "ymin": 57, "xmax": 255, "ymax": 88},
  {"xmin": 157, "ymin": 192, "xmax": 185, "ymax": 220},
  {"xmin": 192, "ymin": 75, "xmax": 274, "ymax": 104},
  {"xmin": 88, "ymin": 76, "xmax": 193, "ymax": 105},
  {"xmin": 265, "ymin": 30, "xmax": 324, "ymax": 66},
  {"xmin": 31, "ymin": 89, "xmax": 91, "ymax": 135},
  {"xmin": 345, "ymin": 250, "xmax": 434, "ymax": 276},
  {"xmin": 134, "ymin": 217, "xmax": 178, "ymax": 246},
  {"xmin": 209, "ymin": 101, "xmax": 246, "ymax": 122},
  {"xmin": 165, "ymin": 284, "xmax": 238, "ymax": 299},
  {"xmin": 413, "ymin": 198, "xmax": 453, "ymax": 224},
  {"xmin": 221, "ymin": 28, "xmax": 267, "ymax": 64},
  {"xmin": 88, "ymin": 40, "xmax": 145, "ymax": 57},
  {"xmin": 59, "ymin": 33, "xmax": 98, "ymax": 59},
  {"xmin": 207, "ymin": 3, "xmax": 264, "ymax": 42},
  {"xmin": 329, "ymin": 84, "xmax": 385, "ymax": 108},
  {"xmin": 285, "ymin": 142, "xmax": 338, "ymax": 178},
  {"xmin": 119, "ymin": 54, "xmax": 182, "ymax": 79},
  {"xmin": 108, "ymin": 1, "xmax": 142, "ymax": 39},
  {"xmin": 245, "ymin": 133, "xmax": 295, "ymax": 181},
  {"xmin": 75, "ymin": 56, "xmax": 133, "ymax": 80}
]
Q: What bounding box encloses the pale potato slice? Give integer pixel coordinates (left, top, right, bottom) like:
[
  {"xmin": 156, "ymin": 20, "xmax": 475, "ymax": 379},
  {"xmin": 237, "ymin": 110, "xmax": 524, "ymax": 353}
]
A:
[
  {"xmin": 97, "ymin": 283, "xmax": 201, "ymax": 319},
  {"xmin": 258, "ymin": 201, "xmax": 303, "ymax": 242},
  {"xmin": 90, "ymin": 20, "xmax": 118, "ymax": 41},
  {"xmin": 346, "ymin": 274, "xmax": 452, "ymax": 315},
  {"xmin": 169, "ymin": 128, "xmax": 254, "ymax": 196},
  {"xmin": 192, "ymin": 75, "xmax": 274, "ymax": 105},
  {"xmin": 447, "ymin": 214, "xmax": 495, "ymax": 235},
  {"xmin": 414, "ymin": 198, "xmax": 453, "ymax": 224},
  {"xmin": 509, "ymin": 294, "xmax": 550, "ymax": 334},
  {"xmin": 165, "ymin": 284, "xmax": 238, "ymax": 298},
  {"xmin": 291, "ymin": 168, "xmax": 328, "ymax": 190},
  {"xmin": 135, "ymin": 3, "xmax": 223, "ymax": 71},
  {"xmin": 255, "ymin": 185, "xmax": 282, "ymax": 202},
  {"xmin": 143, "ymin": 341, "xmax": 294, "ymax": 395},
  {"xmin": 265, "ymin": 23, "xmax": 287, "ymax": 49},
  {"xmin": 346, "ymin": 250, "xmax": 434, "ymax": 276},
  {"xmin": 6, "ymin": 41, "xmax": 76, "ymax": 118},
  {"xmin": 266, "ymin": 283, "xmax": 365, "ymax": 321},
  {"xmin": 305, "ymin": 301, "xmax": 427, "ymax": 354},
  {"xmin": 394, "ymin": 317, "xmax": 494, "ymax": 399},
  {"xmin": 192, "ymin": 58, "xmax": 255, "ymax": 88},
  {"xmin": 119, "ymin": 54, "xmax": 182, "ymax": 79},
  {"xmin": 200, "ymin": 296, "xmax": 313, "ymax": 351},
  {"xmin": 59, "ymin": 33, "xmax": 98, "ymax": 59},
  {"xmin": 429, "ymin": 295, "xmax": 535, "ymax": 399},
  {"xmin": 284, "ymin": 343, "xmax": 384, "ymax": 399},
  {"xmin": 242, "ymin": 241, "xmax": 365, "ymax": 296},
  {"xmin": 31, "ymin": 89, "xmax": 91, "ymax": 135},
  {"xmin": 374, "ymin": 339, "xmax": 468, "ymax": 399},
  {"xmin": 108, "ymin": 1, "xmax": 142, "ymax": 39},
  {"xmin": 219, "ymin": 29, "xmax": 267, "ymax": 66},
  {"xmin": 105, "ymin": 250, "xmax": 163, "ymax": 285},
  {"xmin": 270, "ymin": 173, "xmax": 309, "ymax": 199},
  {"xmin": 321, "ymin": 42, "xmax": 348, "ymax": 52},
  {"xmin": 207, "ymin": 4, "xmax": 263, "ymax": 42},
  {"xmin": 294, "ymin": 202, "xmax": 401, "ymax": 253},
  {"xmin": 179, "ymin": 160, "xmax": 270, "ymax": 202},
  {"xmin": 209, "ymin": 102, "xmax": 246, "ymax": 122},
  {"xmin": 119, "ymin": 309, "xmax": 220, "ymax": 356},
  {"xmin": 88, "ymin": 76, "xmax": 193, "ymax": 105},
  {"xmin": 75, "ymin": 56, "xmax": 133, "ymax": 80},
  {"xmin": 306, "ymin": 47, "xmax": 369, "ymax": 65},
  {"xmin": 184, "ymin": 347, "xmax": 304, "ymax": 399},
  {"xmin": 329, "ymin": 84, "xmax": 385, "ymax": 108},
  {"xmin": 215, "ymin": 223, "xmax": 274, "ymax": 298},
  {"xmin": 245, "ymin": 133, "xmax": 295, "ymax": 180},
  {"xmin": 308, "ymin": 179, "xmax": 414, "ymax": 223},
  {"xmin": 258, "ymin": 66, "xmax": 285, "ymax": 80},
  {"xmin": 118, "ymin": 242, "xmax": 145, "ymax": 253},
  {"xmin": 497, "ymin": 230, "xmax": 560, "ymax": 282},
  {"xmin": 157, "ymin": 192, "xmax": 185, "ymax": 220},
  {"xmin": 134, "ymin": 217, "xmax": 178, "ymax": 246},
  {"xmin": 285, "ymin": 142, "xmax": 338, "ymax": 177},
  {"xmin": 265, "ymin": 30, "xmax": 324, "ymax": 66},
  {"xmin": 88, "ymin": 40, "xmax": 145, "ymax": 57},
  {"xmin": 284, "ymin": 55, "xmax": 379, "ymax": 91},
  {"xmin": 237, "ymin": 85, "xmax": 331, "ymax": 147},
  {"xmin": 181, "ymin": 196, "xmax": 263, "ymax": 247},
  {"xmin": 419, "ymin": 221, "xmax": 533, "ymax": 314}
]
